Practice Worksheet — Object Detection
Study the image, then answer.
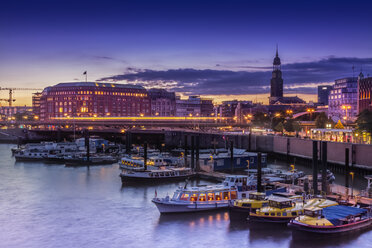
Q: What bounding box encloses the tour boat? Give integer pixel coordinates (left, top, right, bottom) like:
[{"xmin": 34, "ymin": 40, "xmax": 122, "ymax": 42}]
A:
[
  {"xmin": 120, "ymin": 167, "xmax": 195, "ymax": 183},
  {"xmin": 152, "ymin": 175, "xmax": 256, "ymax": 213},
  {"xmin": 248, "ymin": 196, "xmax": 338, "ymax": 223},
  {"xmin": 119, "ymin": 156, "xmax": 168, "ymax": 171},
  {"xmin": 288, "ymin": 205, "xmax": 372, "ymax": 234},
  {"xmin": 228, "ymin": 189, "xmax": 287, "ymax": 220}
]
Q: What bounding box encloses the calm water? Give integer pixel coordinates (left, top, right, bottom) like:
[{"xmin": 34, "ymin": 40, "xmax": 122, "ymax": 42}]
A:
[{"xmin": 0, "ymin": 144, "xmax": 371, "ymax": 248}]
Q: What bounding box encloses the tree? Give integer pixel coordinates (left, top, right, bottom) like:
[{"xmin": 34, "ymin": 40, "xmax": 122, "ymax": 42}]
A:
[
  {"xmin": 315, "ymin": 112, "xmax": 328, "ymax": 128},
  {"xmin": 274, "ymin": 122, "xmax": 284, "ymax": 133},
  {"xmin": 334, "ymin": 120, "xmax": 345, "ymax": 129},
  {"xmin": 356, "ymin": 110, "xmax": 372, "ymax": 134},
  {"xmin": 252, "ymin": 112, "xmax": 271, "ymax": 128}
]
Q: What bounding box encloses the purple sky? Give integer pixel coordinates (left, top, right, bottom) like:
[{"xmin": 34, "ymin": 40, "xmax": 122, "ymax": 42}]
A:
[{"xmin": 1, "ymin": 0, "xmax": 371, "ymax": 104}]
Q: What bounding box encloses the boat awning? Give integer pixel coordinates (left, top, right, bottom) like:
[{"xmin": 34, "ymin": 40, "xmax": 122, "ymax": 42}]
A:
[{"xmin": 323, "ymin": 205, "xmax": 367, "ymax": 225}]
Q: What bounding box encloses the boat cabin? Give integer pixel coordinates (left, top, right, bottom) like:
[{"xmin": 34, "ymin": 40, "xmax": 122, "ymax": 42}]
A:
[
  {"xmin": 172, "ymin": 188, "xmax": 238, "ymax": 202},
  {"xmin": 249, "ymin": 192, "xmax": 266, "ymax": 201},
  {"xmin": 268, "ymin": 197, "xmax": 294, "ymax": 209},
  {"xmin": 303, "ymin": 207, "xmax": 323, "ymax": 218}
]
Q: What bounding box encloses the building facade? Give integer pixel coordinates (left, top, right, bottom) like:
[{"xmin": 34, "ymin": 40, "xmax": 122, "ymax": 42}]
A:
[
  {"xmin": 317, "ymin": 85, "xmax": 332, "ymax": 105},
  {"xmin": 39, "ymin": 82, "xmax": 150, "ymax": 120},
  {"xmin": 148, "ymin": 89, "xmax": 176, "ymax": 116},
  {"xmin": 0, "ymin": 106, "xmax": 32, "ymax": 118},
  {"xmin": 32, "ymin": 92, "xmax": 42, "ymax": 117},
  {"xmin": 175, "ymin": 96, "xmax": 214, "ymax": 117},
  {"xmin": 328, "ymin": 77, "xmax": 358, "ymax": 122},
  {"xmin": 358, "ymin": 75, "xmax": 372, "ymax": 113}
]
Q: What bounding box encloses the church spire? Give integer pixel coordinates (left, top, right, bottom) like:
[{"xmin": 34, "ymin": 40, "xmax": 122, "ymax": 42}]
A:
[{"xmin": 276, "ymin": 44, "xmax": 278, "ymax": 57}]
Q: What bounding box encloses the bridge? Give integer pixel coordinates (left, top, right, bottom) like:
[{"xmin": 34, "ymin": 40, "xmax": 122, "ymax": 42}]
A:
[{"xmin": 292, "ymin": 109, "xmax": 327, "ymax": 119}]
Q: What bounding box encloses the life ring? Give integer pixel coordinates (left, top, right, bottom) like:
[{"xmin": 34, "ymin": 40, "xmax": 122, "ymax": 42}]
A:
[{"xmin": 242, "ymin": 185, "xmax": 247, "ymax": 191}]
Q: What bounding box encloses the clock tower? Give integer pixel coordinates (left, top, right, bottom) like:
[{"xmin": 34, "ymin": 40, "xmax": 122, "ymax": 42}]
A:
[{"xmin": 270, "ymin": 46, "xmax": 283, "ymax": 102}]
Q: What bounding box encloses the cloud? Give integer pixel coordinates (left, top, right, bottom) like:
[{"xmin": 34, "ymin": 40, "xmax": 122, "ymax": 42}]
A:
[{"xmin": 99, "ymin": 57, "xmax": 372, "ymax": 95}]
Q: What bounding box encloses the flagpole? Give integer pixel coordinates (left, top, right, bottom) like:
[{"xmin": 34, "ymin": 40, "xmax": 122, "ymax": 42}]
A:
[{"xmin": 86, "ymin": 71, "xmax": 87, "ymax": 82}]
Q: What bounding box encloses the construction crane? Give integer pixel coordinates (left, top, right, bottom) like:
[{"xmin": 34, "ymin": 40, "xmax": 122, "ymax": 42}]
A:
[{"xmin": 0, "ymin": 87, "xmax": 43, "ymax": 107}]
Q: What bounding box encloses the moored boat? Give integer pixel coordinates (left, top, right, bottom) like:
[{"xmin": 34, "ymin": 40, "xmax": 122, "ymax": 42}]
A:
[
  {"xmin": 288, "ymin": 205, "xmax": 372, "ymax": 234},
  {"xmin": 248, "ymin": 196, "xmax": 337, "ymax": 223},
  {"xmin": 120, "ymin": 167, "xmax": 195, "ymax": 183},
  {"xmin": 152, "ymin": 175, "xmax": 256, "ymax": 214}
]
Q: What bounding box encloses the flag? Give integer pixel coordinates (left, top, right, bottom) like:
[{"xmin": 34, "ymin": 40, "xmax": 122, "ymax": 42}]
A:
[
  {"xmin": 83, "ymin": 71, "xmax": 87, "ymax": 75},
  {"xmin": 154, "ymin": 189, "xmax": 157, "ymax": 198}
]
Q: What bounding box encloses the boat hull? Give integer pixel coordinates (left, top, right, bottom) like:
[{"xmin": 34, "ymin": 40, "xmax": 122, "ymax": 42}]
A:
[
  {"xmin": 229, "ymin": 206, "xmax": 257, "ymax": 220},
  {"xmin": 152, "ymin": 199, "xmax": 229, "ymax": 214},
  {"xmin": 288, "ymin": 218, "xmax": 372, "ymax": 234},
  {"xmin": 248, "ymin": 214, "xmax": 293, "ymax": 223},
  {"xmin": 120, "ymin": 174, "xmax": 195, "ymax": 183}
]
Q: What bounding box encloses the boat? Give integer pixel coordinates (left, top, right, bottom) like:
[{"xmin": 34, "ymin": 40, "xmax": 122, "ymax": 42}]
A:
[
  {"xmin": 119, "ymin": 156, "xmax": 168, "ymax": 171},
  {"xmin": 120, "ymin": 167, "xmax": 195, "ymax": 183},
  {"xmin": 248, "ymin": 196, "xmax": 337, "ymax": 223},
  {"xmin": 152, "ymin": 175, "xmax": 256, "ymax": 214},
  {"xmin": 65, "ymin": 155, "xmax": 117, "ymax": 167},
  {"xmin": 228, "ymin": 188, "xmax": 287, "ymax": 220},
  {"xmin": 288, "ymin": 205, "xmax": 372, "ymax": 234}
]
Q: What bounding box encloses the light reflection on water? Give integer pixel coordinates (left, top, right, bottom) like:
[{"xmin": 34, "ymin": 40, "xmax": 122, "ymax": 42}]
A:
[{"xmin": 0, "ymin": 144, "xmax": 371, "ymax": 248}]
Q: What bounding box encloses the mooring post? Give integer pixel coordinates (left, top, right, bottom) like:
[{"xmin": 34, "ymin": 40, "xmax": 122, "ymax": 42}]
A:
[
  {"xmin": 84, "ymin": 129, "xmax": 90, "ymax": 163},
  {"xmin": 345, "ymin": 148, "xmax": 350, "ymax": 189},
  {"xmin": 196, "ymin": 135, "xmax": 200, "ymax": 172},
  {"xmin": 230, "ymin": 140, "xmax": 234, "ymax": 173},
  {"xmin": 312, "ymin": 140, "xmax": 318, "ymax": 195},
  {"xmin": 257, "ymin": 152, "xmax": 262, "ymax": 192},
  {"xmin": 144, "ymin": 141, "xmax": 147, "ymax": 171},
  {"xmin": 321, "ymin": 141, "xmax": 327, "ymax": 194},
  {"xmin": 191, "ymin": 136, "xmax": 195, "ymax": 170},
  {"xmin": 126, "ymin": 131, "xmax": 132, "ymax": 155},
  {"xmin": 184, "ymin": 135, "xmax": 188, "ymax": 167}
]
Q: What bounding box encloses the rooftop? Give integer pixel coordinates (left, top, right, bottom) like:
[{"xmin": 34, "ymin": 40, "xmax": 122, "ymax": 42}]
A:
[{"xmin": 50, "ymin": 82, "xmax": 145, "ymax": 90}]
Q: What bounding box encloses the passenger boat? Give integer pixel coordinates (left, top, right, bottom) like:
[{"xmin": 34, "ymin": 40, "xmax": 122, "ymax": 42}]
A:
[
  {"xmin": 65, "ymin": 155, "xmax": 117, "ymax": 167},
  {"xmin": 248, "ymin": 196, "xmax": 337, "ymax": 223},
  {"xmin": 120, "ymin": 167, "xmax": 194, "ymax": 183},
  {"xmin": 152, "ymin": 175, "xmax": 256, "ymax": 214},
  {"xmin": 228, "ymin": 189, "xmax": 287, "ymax": 220},
  {"xmin": 119, "ymin": 156, "xmax": 168, "ymax": 171},
  {"xmin": 288, "ymin": 205, "xmax": 372, "ymax": 234}
]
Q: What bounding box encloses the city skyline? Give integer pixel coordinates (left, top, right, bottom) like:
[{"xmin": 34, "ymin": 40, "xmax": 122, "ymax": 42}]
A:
[{"xmin": 1, "ymin": 0, "xmax": 372, "ymax": 105}]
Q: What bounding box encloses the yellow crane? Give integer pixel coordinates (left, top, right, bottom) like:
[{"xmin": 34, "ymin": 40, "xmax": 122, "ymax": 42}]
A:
[{"xmin": 0, "ymin": 87, "xmax": 43, "ymax": 107}]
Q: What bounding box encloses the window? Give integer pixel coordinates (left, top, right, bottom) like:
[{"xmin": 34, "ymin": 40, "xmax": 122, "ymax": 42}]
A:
[
  {"xmin": 215, "ymin": 192, "xmax": 222, "ymax": 201},
  {"xmin": 190, "ymin": 194, "xmax": 198, "ymax": 202},
  {"xmin": 198, "ymin": 194, "xmax": 206, "ymax": 202},
  {"xmin": 207, "ymin": 193, "xmax": 214, "ymax": 201},
  {"xmin": 283, "ymin": 212, "xmax": 287, "ymax": 216},
  {"xmin": 291, "ymin": 212, "xmax": 297, "ymax": 216},
  {"xmin": 230, "ymin": 191, "xmax": 237, "ymax": 200},
  {"xmin": 180, "ymin": 194, "xmax": 189, "ymax": 201},
  {"xmin": 270, "ymin": 213, "xmax": 275, "ymax": 216},
  {"xmin": 223, "ymin": 192, "xmax": 230, "ymax": 200},
  {"xmin": 277, "ymin": 213, "xmax": 281, "ymax": 216}
]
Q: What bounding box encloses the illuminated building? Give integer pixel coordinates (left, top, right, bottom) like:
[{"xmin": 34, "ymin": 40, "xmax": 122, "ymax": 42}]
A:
[
  {"xmin": 175, "ymin": 96, "xmax": 214, "ymax": 117},
  {"xmin": 32, "ymin": 92, "xmax": 42, "ymax": 117},
  {"xmin": 328, "ymin": 77, "xmax": 358, "ymax": 122},
  {"xmin": 358, "ymin": 74, "xmax": 372, "ymax": 113},
  {"xmin": 317, "ymin": 85, "xmax": 332, "ymax": 105},
  {"xmin": 39, "ymin": 82, "xmax": 150, "ymax": 120},
  {"xmin": 148, "ymin": 89, "xmax": 176, "ymax": 116},
  {"xmin": 0, "ymin": 106, "xmax": 32, "ymax": 118}
]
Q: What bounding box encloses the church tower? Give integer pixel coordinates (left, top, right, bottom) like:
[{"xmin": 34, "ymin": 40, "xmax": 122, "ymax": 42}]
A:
[{"xmin": 270, "ymin": 45, "xmax": 283, "ymax": 101}]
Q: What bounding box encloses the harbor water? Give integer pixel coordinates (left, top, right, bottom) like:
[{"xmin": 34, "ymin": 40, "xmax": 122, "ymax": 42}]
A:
[{"xmin": 0, "ymin": 144, "xmax": 371, "ymax": 248}]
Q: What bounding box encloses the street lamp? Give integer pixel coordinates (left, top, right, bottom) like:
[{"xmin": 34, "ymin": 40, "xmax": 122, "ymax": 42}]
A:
[
  {"xmin": 341, "ymin": 105, "xmax": 351, "ymax": 127},
  {"xmin": 306, "ymin": 108, "xmax": 315, "ymax": 120}
]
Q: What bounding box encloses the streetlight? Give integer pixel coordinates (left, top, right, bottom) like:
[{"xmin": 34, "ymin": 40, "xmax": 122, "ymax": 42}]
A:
[
  {"xmin": 341, "ymin": 105, "xmax": 351, "ymax": 127},
  {"xmin": 306, "ymin": 108, "xmax": 315, "ymax": 120},
  {"xmin": 350, "ymin": 172, "xmax": 355, "ymax": 198}
]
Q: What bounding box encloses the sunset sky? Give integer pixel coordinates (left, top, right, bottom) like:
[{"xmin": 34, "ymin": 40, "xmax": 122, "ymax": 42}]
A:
[{"xmin": 1, "ymin": 0, "xmax": 372, "ymax": 105}]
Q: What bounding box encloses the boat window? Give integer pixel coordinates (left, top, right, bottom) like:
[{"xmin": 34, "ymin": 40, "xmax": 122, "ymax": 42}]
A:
[
  {"xmin": 250, "ymin": 157, "xmax": 254, "ymax": 164},
  {"xmin": 283, "ymin": 212, "xmax": 287, "ymax": 216},
  {"xmin": 199, "ymin": 193, "xmax": 206, "ymax": 202},
  {"xmin": 270, "ymin": 213, "xmax": 275, "ymax": 216},
  {"xmin": 172, "ymin": 193, "xmax": 180, "ymax": 200},
  {"xmin": 242, "ymin": 193, "xmax": 246, "ymax": 198},
  {"xmin": 190, "ymin": 194, "xmax": 198, "ymax": 202},
  {"xmin": 261, "ymin": 157, "xmax": 266, "ymax": 163},
  {"xmin": 207, "ymin": 193, "xmax": 214, "ymax": 201},
  {"xmin": 223, "ymin": 192, "xmax": 230, "ymax": 200},
  {"xmin": 277, "ymin": 212, "xmax": 281, "ymax": 216},
  {"xmin": 215, "ymin": 192, "xmax": 222, "ymax": 201},
  {"xmin": 180, "ymin": 193, "xmax": 189, "ymax": 201},
  {"xmin": 264, "ymin": 213, "xmax": 269, "ymax": 216},
  {"xmin": 230, "ymin": 178, "xmax": 234, "ymax": 182},
  {"xmin": 291, "ymin": 212, "xmax": 297, "ymax": 216},
  {"xmin": 230, "ymin": 191, "xmax": 237, "ymax": 200}
]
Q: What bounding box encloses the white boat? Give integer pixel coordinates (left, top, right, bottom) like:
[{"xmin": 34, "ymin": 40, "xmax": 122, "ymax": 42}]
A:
[
  {"xmin": 152, "ymin": 175, "xmax": 256, "ymax": 213},
  {"xmin": 119, "ymin": 156, "xmax": 168, "ymax": 171},
  {"xmin": 120, "ymin": 167, "xmax": 195, "ymax": 182}
]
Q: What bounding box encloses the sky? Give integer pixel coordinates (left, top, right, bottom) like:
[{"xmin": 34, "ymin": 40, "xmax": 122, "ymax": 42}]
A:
[{"xmin": 1, "ymin": 0, "xmax": 372, "ymax": 105}]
